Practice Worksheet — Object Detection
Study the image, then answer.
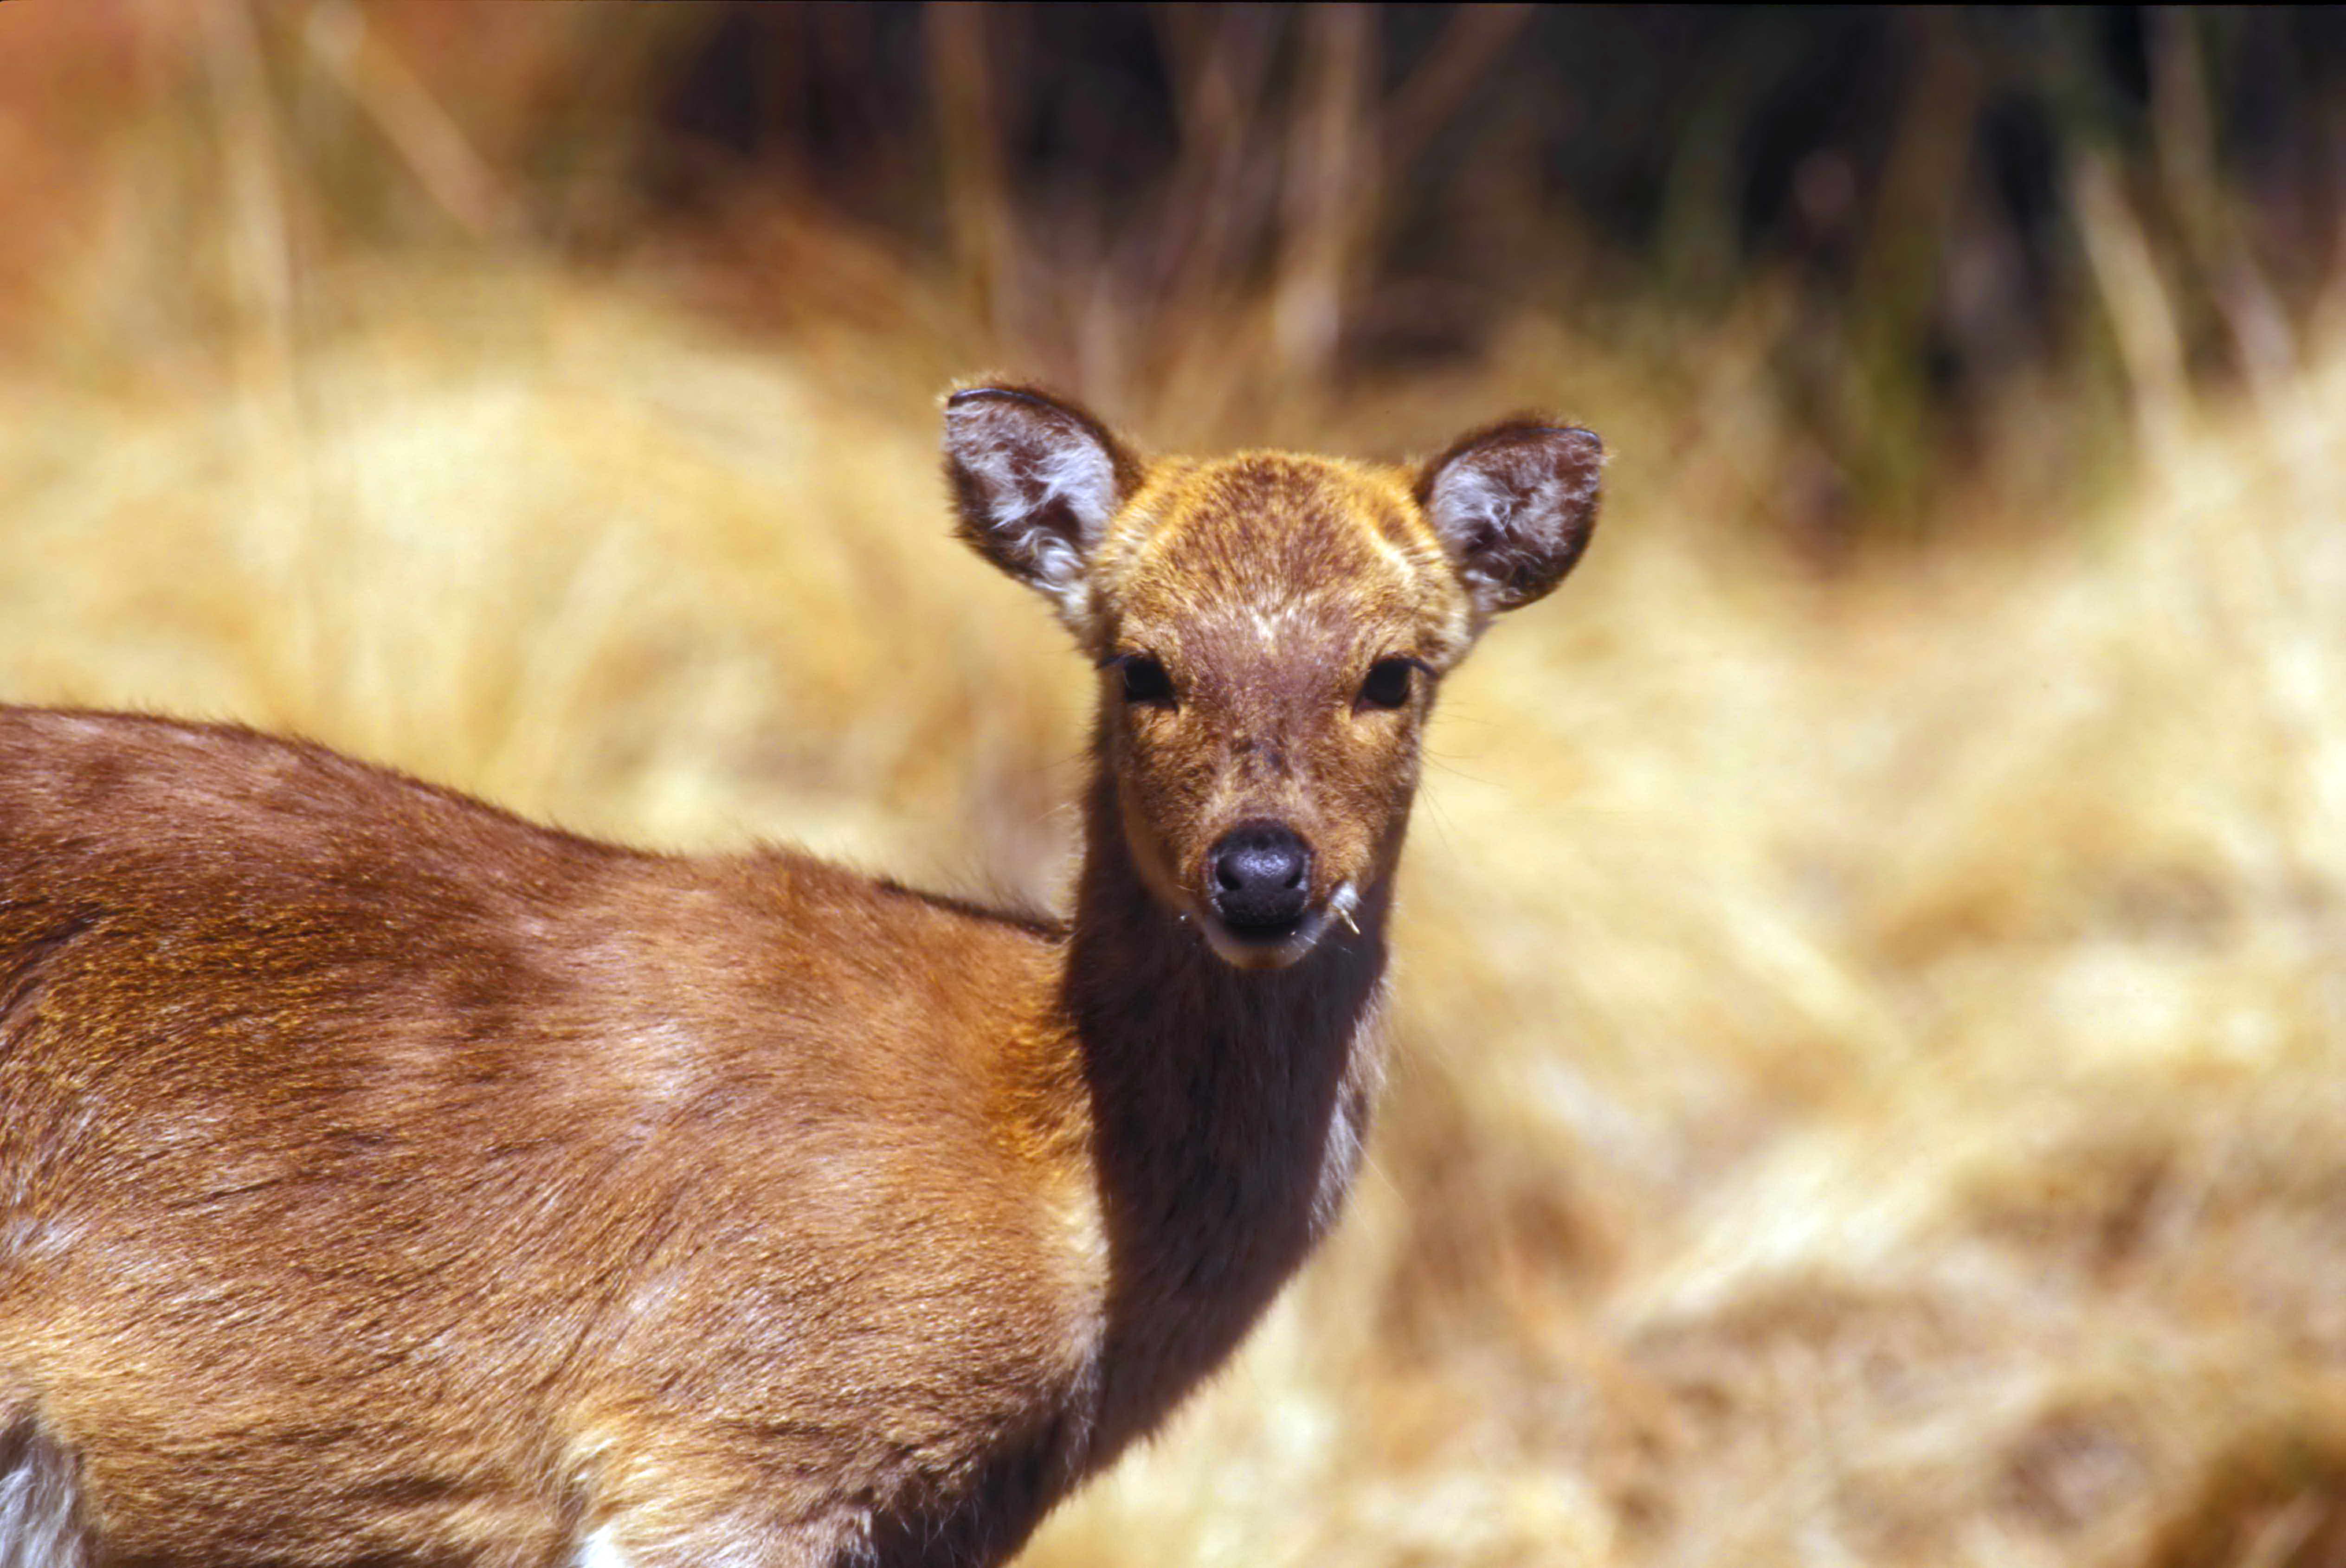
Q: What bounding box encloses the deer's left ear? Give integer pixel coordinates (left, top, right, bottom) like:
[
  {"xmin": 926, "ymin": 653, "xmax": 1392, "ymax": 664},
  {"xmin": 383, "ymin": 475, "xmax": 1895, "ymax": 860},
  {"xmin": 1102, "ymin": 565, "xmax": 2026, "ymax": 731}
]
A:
[
  {"xmin": 1417, "ymin": 420, "xmax": 1605, "ymax": 614},
  {"xmin": 943, "ymin": 384, "xmax": 1141, "ymax": 630}
]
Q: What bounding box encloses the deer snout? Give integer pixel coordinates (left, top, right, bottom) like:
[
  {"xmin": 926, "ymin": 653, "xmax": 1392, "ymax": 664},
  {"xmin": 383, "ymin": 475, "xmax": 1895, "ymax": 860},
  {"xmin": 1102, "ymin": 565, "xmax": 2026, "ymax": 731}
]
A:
[{"xmin": 1209, "ymin": 821, "xmax": 1312, "ymax": 934}]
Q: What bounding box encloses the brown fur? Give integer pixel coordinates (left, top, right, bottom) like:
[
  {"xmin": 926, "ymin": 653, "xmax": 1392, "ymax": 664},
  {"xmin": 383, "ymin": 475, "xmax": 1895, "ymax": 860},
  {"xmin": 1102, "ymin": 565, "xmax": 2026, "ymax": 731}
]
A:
[{"xmin": 0, "ymin": 389, "xmax": 1600, "ymax": 1566}]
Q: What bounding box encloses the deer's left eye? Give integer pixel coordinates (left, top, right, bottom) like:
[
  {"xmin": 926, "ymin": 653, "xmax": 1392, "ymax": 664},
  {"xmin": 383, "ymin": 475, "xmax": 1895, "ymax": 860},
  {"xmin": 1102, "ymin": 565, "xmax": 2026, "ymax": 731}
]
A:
[{"xmin": 1358, "ymin": 657, "xmax": 1416, "ymax": 709}]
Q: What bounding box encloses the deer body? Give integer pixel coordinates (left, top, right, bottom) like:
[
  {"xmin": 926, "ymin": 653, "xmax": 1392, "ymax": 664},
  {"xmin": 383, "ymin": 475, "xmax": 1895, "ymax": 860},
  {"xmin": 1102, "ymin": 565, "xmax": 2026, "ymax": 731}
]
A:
[{"xmin": 0, "ymin": 389, "xmax": 1600, "ymax": 1566}]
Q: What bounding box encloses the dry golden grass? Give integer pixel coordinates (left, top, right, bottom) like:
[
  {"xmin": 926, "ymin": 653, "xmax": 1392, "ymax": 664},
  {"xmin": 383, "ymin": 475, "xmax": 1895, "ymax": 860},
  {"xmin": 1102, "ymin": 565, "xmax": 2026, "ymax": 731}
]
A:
[{"xmin": 8, "ymin": 7, "xmax": 2346, "ymax": 1566}]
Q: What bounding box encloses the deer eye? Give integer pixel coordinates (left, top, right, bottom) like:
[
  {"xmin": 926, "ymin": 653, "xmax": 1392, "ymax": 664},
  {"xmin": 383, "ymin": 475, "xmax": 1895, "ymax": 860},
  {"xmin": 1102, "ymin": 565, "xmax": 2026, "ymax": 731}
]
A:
[
  {"xmin": 1358, "ymin": 657, "xmax": 1416, "ymax": 710},
  {"xmin": 1116, "ymin": 655, "xmax": 1176, "ymax": 706}
]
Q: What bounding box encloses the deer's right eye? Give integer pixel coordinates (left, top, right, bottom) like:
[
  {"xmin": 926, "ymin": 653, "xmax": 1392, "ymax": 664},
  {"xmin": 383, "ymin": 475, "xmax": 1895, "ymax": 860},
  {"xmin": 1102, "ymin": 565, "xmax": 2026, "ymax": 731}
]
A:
[
  {"xmin": 1118, "ymin": 655, "xmax": 1175, "ymax": 706},
  {"xmin": 1357, "ymin": 656, "xmax": 1416, "ymax": 709}
]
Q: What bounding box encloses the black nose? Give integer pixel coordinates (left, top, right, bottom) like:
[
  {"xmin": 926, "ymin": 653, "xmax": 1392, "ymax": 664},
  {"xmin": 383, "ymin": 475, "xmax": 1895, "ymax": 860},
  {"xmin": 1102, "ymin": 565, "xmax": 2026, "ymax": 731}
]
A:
[{"xmin": 1209, "ymin": 822, "xmax": 1312, "ymax": 932}]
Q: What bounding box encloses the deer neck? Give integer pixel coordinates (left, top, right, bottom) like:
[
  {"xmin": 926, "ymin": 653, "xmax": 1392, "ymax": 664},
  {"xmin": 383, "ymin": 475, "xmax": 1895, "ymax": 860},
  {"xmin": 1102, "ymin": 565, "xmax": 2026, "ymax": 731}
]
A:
[{"xmin": 1054, "ymin": 770, "xmax": 1392, "ymax": 1462}]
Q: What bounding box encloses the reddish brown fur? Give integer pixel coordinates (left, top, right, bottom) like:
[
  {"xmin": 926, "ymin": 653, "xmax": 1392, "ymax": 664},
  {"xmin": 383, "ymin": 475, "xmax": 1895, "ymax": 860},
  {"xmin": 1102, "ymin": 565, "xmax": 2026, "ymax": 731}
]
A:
[
  {"xmin": 0, "ymin": 389, "xmax": 1599, "ymax": 1566},
  {"xmin": 1092, "ymin": 452, "xmax": 1468, "ymax": 938}
]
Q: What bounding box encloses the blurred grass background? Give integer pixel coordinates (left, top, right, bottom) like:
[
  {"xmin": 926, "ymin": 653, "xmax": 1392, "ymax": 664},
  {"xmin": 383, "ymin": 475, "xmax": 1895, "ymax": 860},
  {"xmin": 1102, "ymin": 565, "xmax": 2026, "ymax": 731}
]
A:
[{"xmin": 6, "ymin": 4, "xmax": 2346, "ymax": 1564}]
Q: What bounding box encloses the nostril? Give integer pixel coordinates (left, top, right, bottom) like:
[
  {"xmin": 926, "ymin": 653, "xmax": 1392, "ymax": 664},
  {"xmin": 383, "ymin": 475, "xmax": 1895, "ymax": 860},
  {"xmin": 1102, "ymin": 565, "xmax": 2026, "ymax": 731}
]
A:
[{"xmin": 1207, "ymin": 822, "xmax": 1313, "ymax": 932}]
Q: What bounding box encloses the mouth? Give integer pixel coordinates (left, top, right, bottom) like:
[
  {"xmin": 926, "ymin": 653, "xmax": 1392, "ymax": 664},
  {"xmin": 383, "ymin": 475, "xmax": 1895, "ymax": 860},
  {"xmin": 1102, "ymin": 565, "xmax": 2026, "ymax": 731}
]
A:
[{"xmin": 1191, "ymin": 882, "xmax": 1361, "ymax": 970}]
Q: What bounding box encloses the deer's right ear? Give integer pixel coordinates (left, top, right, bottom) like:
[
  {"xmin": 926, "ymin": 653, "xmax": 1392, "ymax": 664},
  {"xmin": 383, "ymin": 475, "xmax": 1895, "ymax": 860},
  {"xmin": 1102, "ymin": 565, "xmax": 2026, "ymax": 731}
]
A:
[{"xmin": 943, "ymin": 385, "xmax": 1140, "ymax": 628}]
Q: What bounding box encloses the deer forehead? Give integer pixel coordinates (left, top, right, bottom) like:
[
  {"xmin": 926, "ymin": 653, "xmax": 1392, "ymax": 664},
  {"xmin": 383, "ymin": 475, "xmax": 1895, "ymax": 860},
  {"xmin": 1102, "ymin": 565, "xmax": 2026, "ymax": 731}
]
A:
[{"xmin": 1096, "ymin": 453, "xmax": 1474, "ymax": 658}]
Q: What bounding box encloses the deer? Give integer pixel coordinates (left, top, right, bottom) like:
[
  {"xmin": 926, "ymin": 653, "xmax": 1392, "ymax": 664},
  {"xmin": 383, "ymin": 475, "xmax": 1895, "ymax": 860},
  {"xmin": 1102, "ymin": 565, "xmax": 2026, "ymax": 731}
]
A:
[{"xmin": 0, "ymin": 384, "xmax": 1602, "ymax": 1567}]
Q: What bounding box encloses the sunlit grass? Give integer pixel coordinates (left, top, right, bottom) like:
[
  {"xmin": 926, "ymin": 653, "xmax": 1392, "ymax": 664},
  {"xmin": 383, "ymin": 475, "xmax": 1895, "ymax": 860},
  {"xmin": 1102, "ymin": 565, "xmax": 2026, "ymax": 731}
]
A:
[{"xmin": 6, "ymin": 6, "xmax": 2345, "ymax": 1565}]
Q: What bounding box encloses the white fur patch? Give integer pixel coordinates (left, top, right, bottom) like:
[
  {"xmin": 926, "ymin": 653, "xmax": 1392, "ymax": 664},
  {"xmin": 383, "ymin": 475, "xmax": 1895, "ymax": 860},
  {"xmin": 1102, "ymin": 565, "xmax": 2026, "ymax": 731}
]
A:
[
  {"xmin": 965, "ymin": 437, "xmax": 1114, "ymax": 585},
  {"xmin": 1426, "ymin": 465, "xmax": 1515, "ymax": 558},
  {"xmin": 0, "ymin": 1415, "xmax": 90, "ymax": 1568},
  {"xmin": 1244, "ymin": 602, "xmax": 1307, "ymax": 643},
  {"xmin": 944, "ymin": 394, "xmax": 1122, "ymax": 628},
  {"xmin": 1422, "ymin": 426, "xmax": 1602, "ymax": 613},
  {"xmin": 572, "ymin": 1524, "xmax": 631, "ymax": 1568}
]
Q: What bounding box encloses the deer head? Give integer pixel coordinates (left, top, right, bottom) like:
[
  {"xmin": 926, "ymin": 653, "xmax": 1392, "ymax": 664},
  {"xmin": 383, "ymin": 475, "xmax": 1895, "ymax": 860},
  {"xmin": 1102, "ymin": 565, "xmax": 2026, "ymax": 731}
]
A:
[{"xmin": 945, "ymin": 385, "xmax": 1603, "ymax": 969}]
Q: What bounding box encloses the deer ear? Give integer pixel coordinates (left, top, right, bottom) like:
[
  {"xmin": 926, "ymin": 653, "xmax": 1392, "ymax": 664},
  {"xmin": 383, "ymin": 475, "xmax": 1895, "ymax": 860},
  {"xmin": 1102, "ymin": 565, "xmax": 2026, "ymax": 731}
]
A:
[
  {"xmin": 1417, "ymin": 420, "xmax": 1604, "ymax": 614},
  {"xmin": 943, "ymin": 384, "xmax": 1140, "ymax": 626}
]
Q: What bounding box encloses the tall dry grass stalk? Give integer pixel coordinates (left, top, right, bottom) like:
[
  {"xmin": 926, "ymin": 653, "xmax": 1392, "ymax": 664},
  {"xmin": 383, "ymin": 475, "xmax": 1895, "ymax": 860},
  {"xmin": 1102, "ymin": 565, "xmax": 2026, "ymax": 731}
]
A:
[{"xmin": 5, "ymin": 5, "xmax": 2346, "ymax": 1565}]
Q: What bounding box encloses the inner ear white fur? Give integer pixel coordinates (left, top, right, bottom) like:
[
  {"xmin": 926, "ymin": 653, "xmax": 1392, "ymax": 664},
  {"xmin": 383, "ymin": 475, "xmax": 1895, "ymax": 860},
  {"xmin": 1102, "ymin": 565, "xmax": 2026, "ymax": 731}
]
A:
[
  {"xmin": 1419, "ymin": 423, "xmax": 1603, "ymax": 615},
  {"xmin": 1424, "ymin": 464, "xmax": 1518, "ymax": 595},
  {"xmin": 961, "ymin": 430, "xmax": 1116, "ymax": 587},
  {"xmin": 943, "ymin": 389, "xmax": 1130, "ymax": 629}
]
